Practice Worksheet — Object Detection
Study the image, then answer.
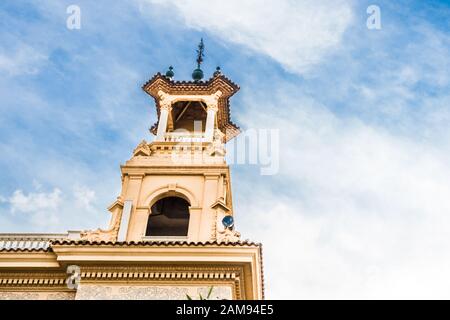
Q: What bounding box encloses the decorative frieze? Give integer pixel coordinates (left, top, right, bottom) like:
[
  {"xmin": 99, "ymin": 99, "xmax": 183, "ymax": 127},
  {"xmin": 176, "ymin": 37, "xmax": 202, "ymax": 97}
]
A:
[
  {"xmin": 0, "ymin": 272, "xmax": 68, "ymax": 289},
  {"xmin": 75, "ymin": 284, "xmax": 232, "ymax": 300},
  {"xmin": 0, "ymin": 291, "xmax": 75, "ymax": 300}
]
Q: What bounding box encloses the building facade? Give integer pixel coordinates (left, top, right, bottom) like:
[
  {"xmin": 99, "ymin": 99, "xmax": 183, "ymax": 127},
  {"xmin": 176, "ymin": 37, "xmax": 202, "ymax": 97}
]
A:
[{"xmin": 0, "ymin": 57, "xmax": 264, "ymax": 300}]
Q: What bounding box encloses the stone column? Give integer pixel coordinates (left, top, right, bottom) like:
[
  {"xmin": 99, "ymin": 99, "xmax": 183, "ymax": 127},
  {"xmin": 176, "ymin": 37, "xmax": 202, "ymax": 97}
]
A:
[
  {"xmin": 121, "ymin": 174, "xmax": 144, "ymax": 242},
  {"xmin": 204, "ymin": 91, "xmax": 222, "ymax": 142},
  {"xmin": 199, "ymin": 174, "xmax": 220, "ymax": 241},
  {"xmin": 204, "ymin": 104, "xmax": 218, "ymax": 142},
  {"xmin": 156, "ymin": 90, "xmax": 173, "ymax": 141},
  {"xmin": 156, "ymin": 104, "xmax": 171, "ymax": 141}
]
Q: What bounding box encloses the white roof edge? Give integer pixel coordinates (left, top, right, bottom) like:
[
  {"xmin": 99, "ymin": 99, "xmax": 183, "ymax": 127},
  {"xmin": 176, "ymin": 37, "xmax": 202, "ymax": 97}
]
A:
[{"xmin": 0, "ymin": 231, "xmax": 81, "ymax": 240}]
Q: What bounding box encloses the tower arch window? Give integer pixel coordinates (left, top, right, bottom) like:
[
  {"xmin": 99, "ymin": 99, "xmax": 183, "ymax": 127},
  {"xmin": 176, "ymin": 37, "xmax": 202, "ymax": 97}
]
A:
[
  {"xmin": 171, "ymin": 100, "xmax": 207, "ymax": 132},
  {"xmin": 145, "ymin": 196, "xmax": 190, "ymax": 237}
]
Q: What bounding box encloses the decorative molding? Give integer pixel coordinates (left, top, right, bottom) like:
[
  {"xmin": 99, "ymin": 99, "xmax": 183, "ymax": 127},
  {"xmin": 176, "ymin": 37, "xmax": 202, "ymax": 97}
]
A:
[
  {"xmin": 157, "ymin": 90, "xmax": 222, "ymax": 109},
  {"xmin": 121, "ymin": 166, "xmax": 230, "ymax": 176},
  {"xmin": 80, "ymin": 271, "xmax": 239, "ymax": 282},
  {"xmin": 0, "ymin": 292, "xmax": 75, "ymax": 300},
  {"xmin": 0, "ymin": 265, "xmax": 246, "ymax": 299},
  {"xmin": 142, "ymin": 184, "xmax": 199, "ymax": 208},
  {"xmin": 80, "ymin": 208, "xmax": 122, "ymax": 242},
  {"xmin": 211, "ymin": 198, "xmax": 231, "ymax": 213},
  {"xmin": 157, "ymin": 90, "xmax": 173, "ymax": 110},
  {"xmin": 133, "ymin": 140, "xmax": 151, "ymax": 157},
  {"xmin": 0, "ymin": 272, "xmax": 69, "ymax": 290},
  {"xmin": 77, "ymin": 265, "xmax": 243, "ymax": 299},
  {"xmin": 107, "ymin": 197, "xmax": 124, "ymax": 212},
  {"xmin": 207, "ymin": 129, "xmax": 226, "ymax": 156},
  {"xmin": 217, "ymin": 228, "xmax": 241, "ymax": 244},
  {"xmin": 204, "ymin": 90, "xmax": 222, "ymax": 109},
  {"xmin": 75, "ymin": 284, "xmax": 232, "ymax": 300}
]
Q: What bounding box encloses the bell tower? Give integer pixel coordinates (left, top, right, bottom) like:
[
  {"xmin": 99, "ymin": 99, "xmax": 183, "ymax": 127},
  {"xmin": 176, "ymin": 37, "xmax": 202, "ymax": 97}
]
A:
[
  {"xmin": 116, "ymin": 62, "xmax": 242, "ymax": 243},
  {"xmin": 73, "ymin": 41, "xmax": 264, "ymax": 300},
  {"xmin": 82, "ymin": 42, "xmax": 242, "ymax": 244}
]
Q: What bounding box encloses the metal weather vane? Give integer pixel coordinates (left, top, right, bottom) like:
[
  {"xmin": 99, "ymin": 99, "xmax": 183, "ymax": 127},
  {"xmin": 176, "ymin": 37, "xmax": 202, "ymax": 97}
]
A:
[
  {"xmin": 192, "ymin": 38, "xmax": 205, "ymax": 81},
  {"xmin": 196, "ymin": 38, "xmax": 205, "ymax": 69}
]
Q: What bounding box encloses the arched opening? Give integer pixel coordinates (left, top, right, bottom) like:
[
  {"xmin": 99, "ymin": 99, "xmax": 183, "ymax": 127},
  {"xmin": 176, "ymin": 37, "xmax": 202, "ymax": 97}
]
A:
[
  {"xmin": 171, "ymin": 100, "xmax": 207, "ymax": 132},
  {"xmin": 145, "ymin": 196, "xmax": 190, "ymax": 237}
]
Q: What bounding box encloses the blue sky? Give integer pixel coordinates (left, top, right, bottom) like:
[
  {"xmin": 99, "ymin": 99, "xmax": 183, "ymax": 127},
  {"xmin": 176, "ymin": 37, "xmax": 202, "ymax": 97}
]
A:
[{"xmin": 1, "ymin": 0, "xmax": 450, "ymax": 298}]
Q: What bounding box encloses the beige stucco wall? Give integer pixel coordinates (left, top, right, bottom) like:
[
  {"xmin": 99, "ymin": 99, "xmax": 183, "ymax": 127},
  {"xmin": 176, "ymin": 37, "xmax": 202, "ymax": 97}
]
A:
[
  {"xmin": 75, "ymin": 284, "xmax": 233, "ymax": 300},
  {"xmin": 118, "ymin": 160, "xmax": 232, "ymax": 243}
]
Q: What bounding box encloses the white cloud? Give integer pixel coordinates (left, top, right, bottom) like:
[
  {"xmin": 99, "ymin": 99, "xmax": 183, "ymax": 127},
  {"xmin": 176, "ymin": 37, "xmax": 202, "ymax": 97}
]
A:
[
  {"xmin": 0, "ymin": 44, "xmax": 47, "ymax": 76},
  {"xmin": 73, "ymin": 185, "xmax": 96, "ymax": 212},
  {"xmin": 237, "ymin": 91, "xmax": 450, "ymax": 299},
  {"xmin": 0, "ymin": 180, "xmax": 112, "ymax": 232},
  {"xmin": 1, "ymin": 188, "xmax": 63, "ymax": 231},
  {"xmin": 142, "ymin": 0, "xmax": 354, "ymax": 74},
  {"xmin": 8, "ymin": 188, "xmax": 62, "ymax": 214}
]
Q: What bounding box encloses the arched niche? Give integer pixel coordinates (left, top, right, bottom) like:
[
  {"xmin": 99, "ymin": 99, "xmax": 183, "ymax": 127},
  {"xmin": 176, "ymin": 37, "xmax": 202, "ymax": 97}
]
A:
[
  {"xmin": 145, "ymin": 196, "xmax": 190, "ymax": 237},
  {"xmin": 142, "ymin": 184, "xmax": 199, "ymax": 209}
]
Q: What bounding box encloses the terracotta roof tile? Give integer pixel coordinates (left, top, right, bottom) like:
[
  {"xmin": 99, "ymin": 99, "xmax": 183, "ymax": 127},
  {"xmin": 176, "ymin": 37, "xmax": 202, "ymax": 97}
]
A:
[
  {"xmin": 142, "ymin": 72, "xmax": 240, "ymax": 92},
  {"xmin": 0, "ymin": 247, "xmax": 50, "ymax": 252},
  {"xmin": 0, "ymin": 239, "xmax": 261, "ymax": 251},
  {"xmin": 49, "ymin": 239, "xmax": 261, "ymax": 247}
]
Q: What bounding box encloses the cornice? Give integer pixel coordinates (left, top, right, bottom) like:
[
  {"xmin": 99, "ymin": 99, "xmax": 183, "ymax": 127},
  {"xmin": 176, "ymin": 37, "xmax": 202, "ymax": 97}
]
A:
[
  {"xmin": 0, "ymin": 251, "xmax": 59, "ymax": 269},
  {"xmin": 142, "ymin": 73, "xmax": 239, "ymax": 98},
  {"xmin": 120, "ymin": 165, "xmax": 230, "ymax": 176}
]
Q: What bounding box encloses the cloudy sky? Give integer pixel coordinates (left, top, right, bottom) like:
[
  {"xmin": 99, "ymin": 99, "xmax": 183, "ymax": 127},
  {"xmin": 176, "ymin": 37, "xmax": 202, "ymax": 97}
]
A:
[{"xmin": 1, "ymin": 0, "xmax": 450, "ymax": 299}]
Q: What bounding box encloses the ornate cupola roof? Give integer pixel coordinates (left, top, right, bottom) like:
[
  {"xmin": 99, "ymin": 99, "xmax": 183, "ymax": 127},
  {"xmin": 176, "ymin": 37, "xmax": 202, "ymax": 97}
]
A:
[
  {"xmin": 142, "ymin": 72, "xmax": 240, "ymax": 142},
  {"xmin": 142, "ymin": 41, "xmax": 241, "ymax": 142}
]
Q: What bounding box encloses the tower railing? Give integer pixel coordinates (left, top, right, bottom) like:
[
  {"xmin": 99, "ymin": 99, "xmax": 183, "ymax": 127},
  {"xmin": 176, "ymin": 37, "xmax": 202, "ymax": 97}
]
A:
[
  {"xmin": 161, "ymin": 129, "xmax": 225, "ymax": 144},
  {"xmin": 162, "ymin": 131, "xmax": 206, "ymax": 143}
]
